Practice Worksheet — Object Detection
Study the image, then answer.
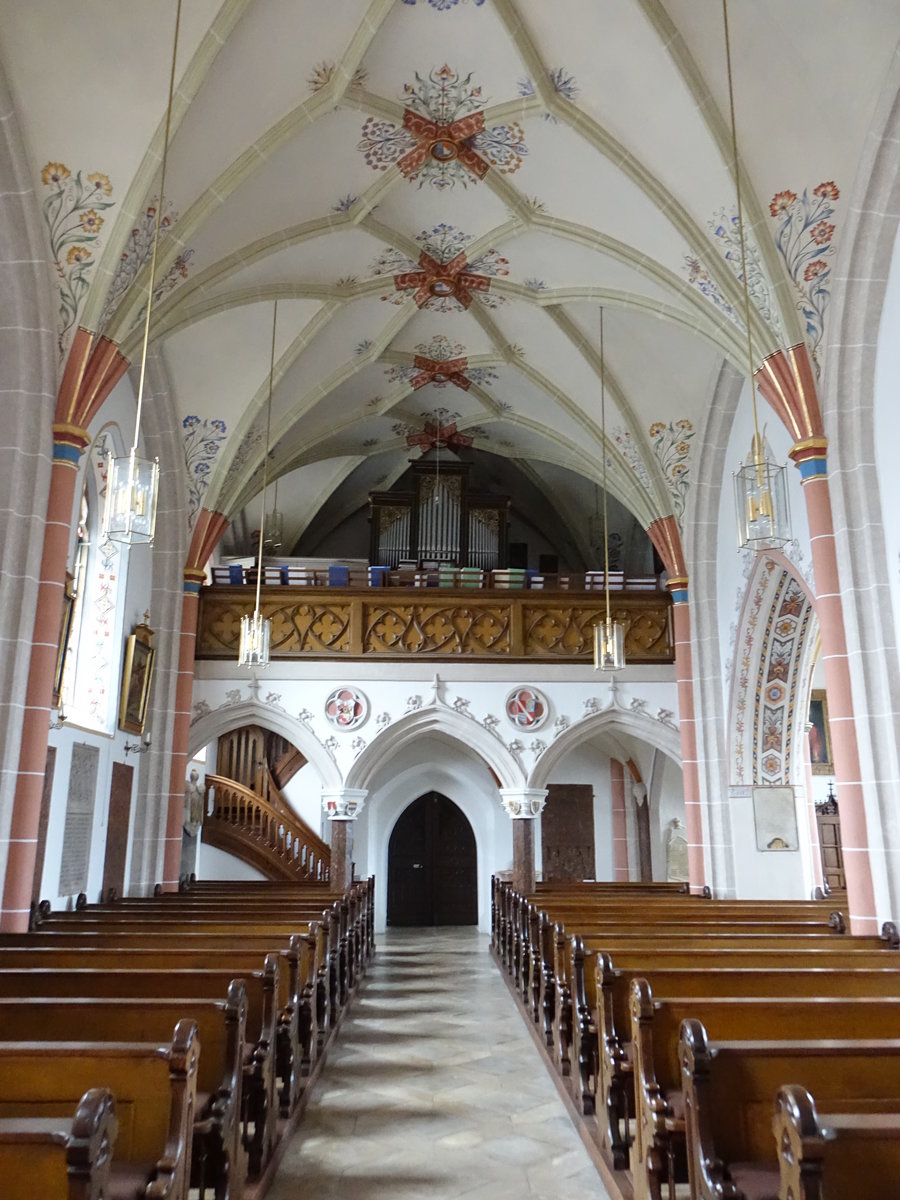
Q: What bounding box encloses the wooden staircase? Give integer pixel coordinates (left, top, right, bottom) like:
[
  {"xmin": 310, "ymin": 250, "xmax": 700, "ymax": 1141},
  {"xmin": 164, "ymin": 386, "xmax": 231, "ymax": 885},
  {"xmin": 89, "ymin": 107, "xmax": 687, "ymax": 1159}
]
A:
[{"xmin": 202, "ymin": 725, "xmax": 330, "ymax": 882}]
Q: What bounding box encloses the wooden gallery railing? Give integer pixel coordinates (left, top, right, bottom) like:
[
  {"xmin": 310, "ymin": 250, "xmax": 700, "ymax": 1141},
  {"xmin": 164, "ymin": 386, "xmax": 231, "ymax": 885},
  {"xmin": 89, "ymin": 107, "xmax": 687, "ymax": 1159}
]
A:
[
  {"xmin": 195, "ymin": 585, "xmax": 674, "ymax": 663},
  {"xmin": 204, "ymin": 774, "xmax": 331, "ymax": 883}
]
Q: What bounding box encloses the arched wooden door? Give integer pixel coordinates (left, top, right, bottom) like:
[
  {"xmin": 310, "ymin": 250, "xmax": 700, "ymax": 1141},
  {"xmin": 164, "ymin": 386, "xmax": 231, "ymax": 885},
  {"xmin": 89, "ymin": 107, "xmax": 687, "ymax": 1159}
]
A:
[{"xmin": 387, "ymin": 792, "xmax": 477, "ymax": 926}]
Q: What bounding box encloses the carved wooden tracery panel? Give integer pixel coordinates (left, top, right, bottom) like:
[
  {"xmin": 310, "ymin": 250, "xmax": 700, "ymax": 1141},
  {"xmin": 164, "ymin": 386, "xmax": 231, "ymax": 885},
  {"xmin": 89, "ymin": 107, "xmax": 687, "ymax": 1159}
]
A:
[
  {"xmin": 196, "ymin": 588, "xmax": 674, "ymax": 662},
  {"xmin": 366, "ymin": 603, "xmax": 510, "ymax": 655}
]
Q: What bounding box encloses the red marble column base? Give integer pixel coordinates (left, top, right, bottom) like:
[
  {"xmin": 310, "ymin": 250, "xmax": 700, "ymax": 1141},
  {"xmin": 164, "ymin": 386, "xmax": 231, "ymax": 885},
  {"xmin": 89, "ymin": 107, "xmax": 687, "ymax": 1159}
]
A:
[
  {"xmin": 512, "ymin": 819, "xmax": 536, "ymax": 896},
  {"xmin": 330, "ymin": 820, "xmax": 354, "ymax": 894}
]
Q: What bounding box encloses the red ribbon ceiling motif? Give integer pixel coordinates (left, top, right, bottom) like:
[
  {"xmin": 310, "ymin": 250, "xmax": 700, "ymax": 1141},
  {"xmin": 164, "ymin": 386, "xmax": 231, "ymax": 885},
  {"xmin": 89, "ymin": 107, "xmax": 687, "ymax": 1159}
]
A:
[
  {"xmin": 408, "ymin": 355, "xmax": 471, "ymax": 391},
  {"xmin": 397, "ymin": 109, "xmax": 489, "ymax": 181},
  {"xmin": 406, "ymin": 420, "xmax": 473, "ymax": 453},
  {"xmin": 393, "ymin": 250, "xmax": 492, "ymax": 310}
]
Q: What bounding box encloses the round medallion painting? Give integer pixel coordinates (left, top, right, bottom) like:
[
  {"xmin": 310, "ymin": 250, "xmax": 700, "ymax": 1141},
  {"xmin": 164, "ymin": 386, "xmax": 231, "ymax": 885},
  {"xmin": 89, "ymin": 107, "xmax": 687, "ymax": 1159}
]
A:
[
  {"xmin": 505, "ymin": 687, "xmax": 548, "ymax": 730},
  {"xmin": 325, "ymin": 687, "xmax": 368, "ymax": 731}
]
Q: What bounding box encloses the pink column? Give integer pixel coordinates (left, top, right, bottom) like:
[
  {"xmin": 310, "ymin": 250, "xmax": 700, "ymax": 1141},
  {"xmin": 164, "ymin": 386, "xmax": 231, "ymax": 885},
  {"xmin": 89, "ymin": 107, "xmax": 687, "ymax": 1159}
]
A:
[
  {"xmin": 668, "ymin": 578, "xmax": 706, "ymax": 893},
  {"xmin": 1, "ymin": 429, "xmax": 89, "ymax": 930},
  {"xmin": 610, "ymin": 759, "xmax": 629, "ymax": 881},
  {"xmin": 159, "ymin": 575, "xmax": 205, "ymax": 892},
  {"xmin": 791, "ymin": 441, "xmax": 876, "ymax": 932}
]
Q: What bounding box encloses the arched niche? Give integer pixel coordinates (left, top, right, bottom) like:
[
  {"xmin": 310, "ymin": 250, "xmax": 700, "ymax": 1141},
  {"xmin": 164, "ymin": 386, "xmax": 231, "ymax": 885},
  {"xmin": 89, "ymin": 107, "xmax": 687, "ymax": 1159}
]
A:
[{"xmin": 353, "ymin": 734, "xmax": 509, "ymax": 935}]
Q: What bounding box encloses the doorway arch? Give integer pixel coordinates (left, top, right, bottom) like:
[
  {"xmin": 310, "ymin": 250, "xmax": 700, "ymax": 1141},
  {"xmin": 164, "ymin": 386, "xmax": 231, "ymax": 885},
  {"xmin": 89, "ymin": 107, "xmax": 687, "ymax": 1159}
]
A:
[{"xmin": 387, "ymin": 792, "xmax": 477, "ymax": 926}]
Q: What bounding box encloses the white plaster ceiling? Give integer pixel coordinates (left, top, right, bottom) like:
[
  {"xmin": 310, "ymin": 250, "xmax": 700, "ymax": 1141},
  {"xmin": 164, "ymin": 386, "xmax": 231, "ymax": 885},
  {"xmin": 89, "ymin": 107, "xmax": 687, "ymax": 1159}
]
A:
[{"xmin": 4, "ymin": 0, "xmax": 898, "ymax": 559}]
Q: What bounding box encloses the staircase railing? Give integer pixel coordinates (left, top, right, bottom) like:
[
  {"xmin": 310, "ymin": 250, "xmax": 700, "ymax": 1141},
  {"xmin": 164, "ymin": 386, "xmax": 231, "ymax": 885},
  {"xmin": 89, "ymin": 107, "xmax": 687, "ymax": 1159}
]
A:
[{"xmin": 204, "ymin": 774, "xmax": 330, "ymax": 882}]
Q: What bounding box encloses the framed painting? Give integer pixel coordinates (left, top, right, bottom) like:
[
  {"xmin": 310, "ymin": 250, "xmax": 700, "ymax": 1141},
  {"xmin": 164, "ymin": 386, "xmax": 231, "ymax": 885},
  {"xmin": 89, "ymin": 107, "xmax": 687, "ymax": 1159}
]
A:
[
  {"xmin": 752, "ymin": 786, "xmax": 799, "ymax": 851},
  {"xmin": 808, "ymin": 689, "xmax": 833, "ymax": 775},
  {"xmin": 53, "ymin": 573, "xmax": 75, "ymax": 707},
  {"xmin": 119, "ymin": 617, "xmax": 155, "ymax": 735}
]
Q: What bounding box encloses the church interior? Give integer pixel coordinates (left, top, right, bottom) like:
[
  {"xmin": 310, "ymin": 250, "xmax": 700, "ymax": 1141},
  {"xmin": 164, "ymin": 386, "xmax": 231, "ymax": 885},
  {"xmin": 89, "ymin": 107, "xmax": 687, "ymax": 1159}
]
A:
[{"xmin": 3, "ymin": 1, "xmax": 900, "ymax": 1196}]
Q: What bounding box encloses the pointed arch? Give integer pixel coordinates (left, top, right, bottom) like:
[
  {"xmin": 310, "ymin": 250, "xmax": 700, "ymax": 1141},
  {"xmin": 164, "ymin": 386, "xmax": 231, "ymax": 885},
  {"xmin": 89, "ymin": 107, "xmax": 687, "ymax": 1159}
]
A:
[
  {"xmin": 529, "ymin": 707, "xmax": 682, "ymax": 790},
  {"xmin": 188, "ymin": 699, "xmax": 342, "ymax": 790},
  {"xmin": 345, "ymin": 705, "xmax": 524, "ymax": 793}
]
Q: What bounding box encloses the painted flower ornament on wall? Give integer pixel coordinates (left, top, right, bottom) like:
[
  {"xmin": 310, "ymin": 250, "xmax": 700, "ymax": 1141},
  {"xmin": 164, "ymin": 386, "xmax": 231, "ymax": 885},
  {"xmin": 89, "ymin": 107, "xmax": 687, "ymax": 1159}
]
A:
[
  {"xmin": 768, "ymin": 181, "xmax": 840, "ymax": 376},
  {"xmin": 40, "ymin": 163, "xmax": 116, "ymax": 356}
]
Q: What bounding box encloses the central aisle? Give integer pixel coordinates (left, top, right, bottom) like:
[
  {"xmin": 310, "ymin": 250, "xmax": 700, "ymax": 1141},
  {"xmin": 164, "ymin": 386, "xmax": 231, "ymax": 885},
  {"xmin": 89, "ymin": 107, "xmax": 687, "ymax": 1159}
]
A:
[{"xmin": 269, "ymin": 927, "xmax": 611, "ymax": 1200}]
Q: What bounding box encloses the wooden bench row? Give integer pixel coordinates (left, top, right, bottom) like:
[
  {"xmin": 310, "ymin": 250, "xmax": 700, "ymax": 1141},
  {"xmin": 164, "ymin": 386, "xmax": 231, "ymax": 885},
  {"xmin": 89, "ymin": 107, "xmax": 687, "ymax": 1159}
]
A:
[
  {"xmin": 490, "ymin": 877, "xmax": 900, "ymax": 1200},
  {"xmin": 0, "ymin": 877, "xmax": 375, "ymax": 1200}
]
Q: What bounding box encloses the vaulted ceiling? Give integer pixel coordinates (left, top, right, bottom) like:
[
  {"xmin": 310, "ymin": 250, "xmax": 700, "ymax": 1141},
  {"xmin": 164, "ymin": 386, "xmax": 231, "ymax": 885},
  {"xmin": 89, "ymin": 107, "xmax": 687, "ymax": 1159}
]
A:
[{"xmin": 4, "ymin": 1, "xmax": 898, "ymax": 561}]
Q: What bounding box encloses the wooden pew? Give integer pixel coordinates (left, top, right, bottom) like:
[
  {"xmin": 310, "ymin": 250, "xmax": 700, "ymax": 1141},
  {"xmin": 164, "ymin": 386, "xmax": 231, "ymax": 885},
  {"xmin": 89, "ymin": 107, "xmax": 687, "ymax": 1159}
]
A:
[
  {"xmin": 504, "ymin": 888, "xmax": 844, "ymax": 989},
  {"xmin": 0, "ymin": 935, "xmax": 317, "ymax": 1114},
  {"xmin": 0, "ymin": 1021, "xmax": 198, "ymax": 1200},
  {"xmin": 2, "ymin": 922, "xmax": 340, "ymax": 1052},
  {"xmin": 629, "ymin": 982, "xmax": 900, "ymax": 1200},
  {"xmin": 549, "ymin": 924, "xmax": 887, "ymax": 1087},
  {"xmin": 583, "ymin": 945, "xmax": 900, "ymax": 1164},
  {"xmin": 679, "ymin": 1020, "xmax": 900, "ymax": 1200},
  {"xmin": 774, "ymin": 1084, "xmax": 900, "ymax": 1199},
  {"xmin": 33, "ymin": 905, "xmax": 358, "ymax": 1006},
  {"xmin": 0, "ymin": 986, "xmax": 247, "ymax": 1195},
  {"xmin": 0, "ymin": 962, "xmax": 278, "ymax": 1177},
  {"xmin": 0, "ymin": 1087, "xmax": 117, "ymax": 1200}
]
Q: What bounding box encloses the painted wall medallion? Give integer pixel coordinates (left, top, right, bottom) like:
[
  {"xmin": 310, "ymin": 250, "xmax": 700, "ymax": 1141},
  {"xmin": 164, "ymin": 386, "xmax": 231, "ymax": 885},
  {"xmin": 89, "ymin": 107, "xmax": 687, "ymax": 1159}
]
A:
[
  {"xmin": 325, "ymin": 687, "xmax": 369, "ymax": 730},
  {"xmin": 506, "ymin": 687, "xmax": 548, "ymax": 730}
]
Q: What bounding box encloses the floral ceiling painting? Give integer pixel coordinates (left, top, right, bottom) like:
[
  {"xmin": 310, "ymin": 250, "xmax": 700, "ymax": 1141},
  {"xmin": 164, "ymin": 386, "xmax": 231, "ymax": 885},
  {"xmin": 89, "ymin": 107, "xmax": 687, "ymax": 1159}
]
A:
[
  {"xmin": 371, "ymin": 223, "xmax": 509, "ymax": 311},
  {"xmin": 357, "ymin": 65, "xmax": 527, "ymax": 190}
]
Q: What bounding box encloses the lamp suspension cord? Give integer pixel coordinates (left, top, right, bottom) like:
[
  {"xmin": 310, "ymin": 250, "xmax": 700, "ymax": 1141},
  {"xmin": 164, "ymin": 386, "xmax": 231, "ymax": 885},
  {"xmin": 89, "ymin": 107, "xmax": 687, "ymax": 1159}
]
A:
[
  {"xmin": 722, "ymin": 0, "xmax": 763, "ymax": 460},
  {"xmin": 255, "ymin": 299, "xmax": 278, "ymax": 619},
  {"xmin": 600, "ymin": 307, "xmax": 612, "ymax": 631},
  {"xmin": 132, "ymin": 0, "xmax": 182, "ymax": 456}
]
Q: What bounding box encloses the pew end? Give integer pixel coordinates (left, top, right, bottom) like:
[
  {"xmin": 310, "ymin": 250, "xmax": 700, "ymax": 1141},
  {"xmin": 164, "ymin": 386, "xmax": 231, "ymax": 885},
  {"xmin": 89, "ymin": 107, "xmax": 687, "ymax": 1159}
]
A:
[
  {"xmin": 774, "ymin": 1085, "xmax": 900, "ymax": 1199},
  {"xmin": 0, "ymin": 1087, "xmax": 117, "ymax": 1200}
]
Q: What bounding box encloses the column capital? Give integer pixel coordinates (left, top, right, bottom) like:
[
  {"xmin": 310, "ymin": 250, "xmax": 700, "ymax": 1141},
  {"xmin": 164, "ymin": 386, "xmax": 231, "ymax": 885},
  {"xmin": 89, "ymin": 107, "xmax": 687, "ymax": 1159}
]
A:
[
  {"xmin": 52, "ymin": 422, "xmax": 91, "ymax": 467},
  {"xmin": 666, "ymin": 575, "xmax": 689, "ymax": 604},
  {"xmin": 183, "ymin": 567, "xmax": 207, "ymax": 595},
  {"xmin": 499, "ymin": 787, "xmax": 547, "ymax": 819},
  {"xmin": 789, "ymin": 436, "xmax": 828, "ymax": 483},
  {"xmin": 321, "ymin": 787, "xmax": 368, "ymax": 821}
]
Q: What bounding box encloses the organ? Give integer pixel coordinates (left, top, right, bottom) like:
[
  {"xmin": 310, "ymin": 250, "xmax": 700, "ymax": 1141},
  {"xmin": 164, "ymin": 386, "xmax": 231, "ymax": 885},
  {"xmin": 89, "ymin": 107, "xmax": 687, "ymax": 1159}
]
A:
[{"xmin": 368, "ymin": 446, "xmax": 509, "ymax": 570}]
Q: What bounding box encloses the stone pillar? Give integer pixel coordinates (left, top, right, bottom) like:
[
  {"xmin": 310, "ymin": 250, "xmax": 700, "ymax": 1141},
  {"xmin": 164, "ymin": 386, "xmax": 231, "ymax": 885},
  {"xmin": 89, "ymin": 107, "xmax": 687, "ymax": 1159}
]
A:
[
  {"xmin": 1, "ymin": 428, "xmax": 89, "ymax": 930},
  {"xmin": 632, "ymin": 781, "xmax": 653, "ymax": 882},
  {"xmin": 499, "ymin": 788, "xmax": 548, "ymax": 896},
  {"xmin": 791, "ymin": 440, "xmax": 877, "ymax": 931},
  {"xmin": 321, "ymin": 788, "xmax": 368, "ymax": 895},
  {"xmin": 159, "ymin": 572, "xmax": 205, "ymax": 892},
  {"xmin": 667, "ymin": 578, "xmax": 706, "ymax": 893},
  {"xmin": 610, "ymin": 760, "xmax": 629, "ymax": 881}
]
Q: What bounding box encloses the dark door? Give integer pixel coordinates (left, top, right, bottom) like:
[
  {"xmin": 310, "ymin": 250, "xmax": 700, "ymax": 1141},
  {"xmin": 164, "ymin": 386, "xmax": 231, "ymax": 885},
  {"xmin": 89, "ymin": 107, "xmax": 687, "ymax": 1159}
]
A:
[
  {"xmin": 816, "ymin": 797, "xmax": 845, "ymax": 892},
  {"xmin": 387, "ymin": 792, "xmax": 477, "ymax": 926},
  {"xmin": 102, "ymin": 762, "xmax": 133, "ymax": 900}
]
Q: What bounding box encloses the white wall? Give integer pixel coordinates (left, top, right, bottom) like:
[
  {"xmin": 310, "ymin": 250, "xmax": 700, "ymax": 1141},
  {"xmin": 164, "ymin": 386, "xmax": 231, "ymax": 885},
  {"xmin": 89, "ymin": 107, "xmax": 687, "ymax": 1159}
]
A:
[{"xmin": 198, "ymin": 842, "xmax": 267, "ymax": 882}]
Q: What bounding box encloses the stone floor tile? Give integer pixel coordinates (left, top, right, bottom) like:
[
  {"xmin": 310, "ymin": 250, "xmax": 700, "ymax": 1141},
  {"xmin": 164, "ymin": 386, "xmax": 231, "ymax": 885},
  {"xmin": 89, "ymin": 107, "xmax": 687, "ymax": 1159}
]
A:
[{"xmin": 266, "ymin": 927, "xmax": 612, "ymax": 1200}]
